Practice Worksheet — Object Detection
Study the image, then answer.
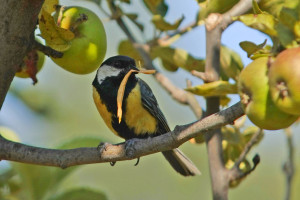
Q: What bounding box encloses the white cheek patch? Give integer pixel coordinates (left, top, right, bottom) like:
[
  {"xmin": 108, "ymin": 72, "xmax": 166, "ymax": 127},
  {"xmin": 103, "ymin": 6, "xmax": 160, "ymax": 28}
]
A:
[{"xmin": 97, "ymin": 64, "xmax": 121, "ymax": 84}]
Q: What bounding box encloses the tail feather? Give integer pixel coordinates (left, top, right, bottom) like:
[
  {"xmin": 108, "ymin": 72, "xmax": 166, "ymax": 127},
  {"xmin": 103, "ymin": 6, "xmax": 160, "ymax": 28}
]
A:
[{"xmin": 162, "ymin": 148, "xmax": 201, "ymax": 176}]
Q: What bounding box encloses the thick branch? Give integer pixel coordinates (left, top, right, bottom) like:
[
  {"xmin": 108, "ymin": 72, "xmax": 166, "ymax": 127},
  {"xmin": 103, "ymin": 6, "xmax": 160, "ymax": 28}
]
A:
[
  {"xmin": 0, "ymin": 102, "xmax": 244, "ymax": 167},
  {"xmin": 0, "ymin": 0, "xmax": 44, "ymax": 109},
  {"xmin": 203, "ymin": 0, "xmax": 254, "ymax": 199},
  {"xmin": 221, "ymin": 0, "xmax": 254, "ymax": 29}
]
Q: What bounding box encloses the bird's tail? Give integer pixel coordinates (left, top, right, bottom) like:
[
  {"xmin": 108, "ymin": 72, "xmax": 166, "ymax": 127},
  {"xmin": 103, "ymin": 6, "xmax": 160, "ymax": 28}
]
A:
[{"xmin": 162, "ymin": 148, "xmax": 201, "ymax": 176}]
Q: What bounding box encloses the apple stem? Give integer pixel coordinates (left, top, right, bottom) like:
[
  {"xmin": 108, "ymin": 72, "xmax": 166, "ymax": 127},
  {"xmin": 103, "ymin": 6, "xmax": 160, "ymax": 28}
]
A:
[
  {"xmin": 70, "ymin": 14, "xmax": 88, "ymax": 32},
  {"xmin": 55, "ymin": 5, "xmax": 66, "ymax": 27}
]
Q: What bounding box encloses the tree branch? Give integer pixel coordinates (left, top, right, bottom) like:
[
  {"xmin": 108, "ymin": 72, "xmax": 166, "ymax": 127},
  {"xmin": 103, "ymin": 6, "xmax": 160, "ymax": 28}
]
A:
[
  {"xmin": 283, "ymin": 128, "xmax": 295, "ymax": 200},
  {"xmin": 0, "ymin": 0, "xmax": 44, "ymax": 109},
  {"xmin": 234, "ymin": 129, "xmax": 263, "ymax": 168},
  {"xmin": 228, "ymin": 129, "xmax": 262, "ymax": 182},
  {"xmin": 0, "ymin": 102, "xmax": 244, "ymax": 167},
  {"xmin": 33, "ymin": 40, "xmax": 63, "ymax": 58},
  {"xmin": 203, "ymin": 0, "xmax": 254, "ymax": 199}
]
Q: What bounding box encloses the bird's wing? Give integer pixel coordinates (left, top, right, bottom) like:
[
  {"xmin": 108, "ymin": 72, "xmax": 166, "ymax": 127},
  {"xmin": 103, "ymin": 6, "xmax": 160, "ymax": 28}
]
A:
[{"xmin": 138, "ymin": 78, "xmax": 171, "ymax": 134}]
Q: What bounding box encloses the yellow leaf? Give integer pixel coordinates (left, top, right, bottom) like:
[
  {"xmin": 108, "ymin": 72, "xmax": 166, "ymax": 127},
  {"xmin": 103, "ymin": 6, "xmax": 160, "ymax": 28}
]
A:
[
  {"xmin": 233, "ymin": 13, "xmax": 278, "ymax": 37},
  {"xmin": 151, "ymin": 46, "xmax": 205, "ymax": 72},
  {"xmin": 118, "ymin": 40, "xmax": 144, "ymax": 66},
  {"xmin": 185, "ymin": 81, "xmax": 238, "ymax": 96},
  {"xmin": 152, "ymin": 15, "xmax": 184, "ymax": 31},
  {"xmin": 39, "ymin": 8, "xmax": 74, "ymax": 51},
  {"xmin": 220, "ymin": 46, "xmax": 243, "ymax": 81},
  {"xmin": 42, "ymin": 0, "xmax": 59, "ymax": 14},
  {"xmin": 220, "ymin": 95, "xmax": 231, "ymax": 107}
]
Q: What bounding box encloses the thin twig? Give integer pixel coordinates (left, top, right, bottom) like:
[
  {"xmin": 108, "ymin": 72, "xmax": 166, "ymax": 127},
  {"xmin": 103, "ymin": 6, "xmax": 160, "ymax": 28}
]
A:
[
  {"xmin": 0, "ymin": 102, "xmax": 244, "ymax": 168},
  {"xmin": 283, "ymin": 128, "xmax": 295, "ymax": 200},
  {"xmin": 33, "ymin": 40, "xmax": 63, "ymax": 58},
  {"xmin": 235, "ymin": 129, "xmax": 263, "ymax": 167},
  {"xmin": 229, "ymin": 154, "xmax": 260, "ymax": 183},
  {"xmin": 191, "ymin": 70, "xmax": 214, "ymax": 82},
  {"xmin": 186, "ymin": 79, "xmax": 203, "ymax": 119},
  {"xmin": 158, "ymin": 21, "xmax": 201, "ymax": 46}
]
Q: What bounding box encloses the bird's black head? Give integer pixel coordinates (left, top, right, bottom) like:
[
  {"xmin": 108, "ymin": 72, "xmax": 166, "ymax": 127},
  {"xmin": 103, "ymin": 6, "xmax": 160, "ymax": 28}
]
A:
[
  {"xmin": 93, "ymin": 55, "xmax": 139, "ymax": 86},
  {"xmin": 101, "ymin": 55, "xmax": 138, "ymax": 71}
]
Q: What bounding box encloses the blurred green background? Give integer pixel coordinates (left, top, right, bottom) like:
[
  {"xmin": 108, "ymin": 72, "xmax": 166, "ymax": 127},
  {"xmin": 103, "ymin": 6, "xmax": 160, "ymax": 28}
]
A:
[{"xmin": 1, "ymin": 0, "xmax": 300, "ymax": 199}]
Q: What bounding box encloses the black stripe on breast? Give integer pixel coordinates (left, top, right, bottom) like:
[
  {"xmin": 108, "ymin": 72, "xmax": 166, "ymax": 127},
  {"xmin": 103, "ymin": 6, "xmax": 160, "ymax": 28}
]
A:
[{"xmin": 93, "ymin": 74, "xmax": 149, "ymax": 140}]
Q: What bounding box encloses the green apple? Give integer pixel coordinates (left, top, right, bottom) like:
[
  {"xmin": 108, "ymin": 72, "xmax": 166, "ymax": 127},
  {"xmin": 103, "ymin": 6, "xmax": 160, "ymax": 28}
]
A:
[
  {"xmin": 15, "ymin": 49, "xmax": 45, "ymax": 84},
  {"xmin": 238, "ymin": 57, "xmax": 298, "ymax": 130},
  {"xmin": 51, "ymin": 6, "xmax": 107, "ymax": 74},
  {"xmin": 268, "ymin": 47, "xmax": 300, "ymax": 115}
]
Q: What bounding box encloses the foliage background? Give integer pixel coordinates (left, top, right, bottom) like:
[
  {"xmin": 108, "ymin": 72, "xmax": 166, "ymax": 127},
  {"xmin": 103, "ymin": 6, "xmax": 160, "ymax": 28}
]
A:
[{"xmin": 0, "ymin": 0, "xmax": 300, "ymax": 199}]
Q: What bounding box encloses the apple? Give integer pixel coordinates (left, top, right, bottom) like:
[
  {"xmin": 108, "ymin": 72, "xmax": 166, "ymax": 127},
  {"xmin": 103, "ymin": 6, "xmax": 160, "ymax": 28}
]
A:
[
  {"xmin": 268, "ymin": 47, "xmax": 300, "ymax": 115},
  {"xmin": 238, "ymin": 57, "xmax": 298, "ymax": 130},
  {"xmin": 51, "ymin": 6, "xmax": 107, "ymax": 74},
  {"xmin": 15, "ymin": 49, "xmax": 45, "ymax": 84}
]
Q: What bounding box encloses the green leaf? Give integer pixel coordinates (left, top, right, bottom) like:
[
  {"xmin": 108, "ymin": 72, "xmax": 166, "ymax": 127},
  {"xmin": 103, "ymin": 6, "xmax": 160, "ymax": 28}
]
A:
[
  {"xmin": 257, "ymin": 0, "xmax": 285, "ymax": 17},
  {"xmin": 152, "ymin": 15, "xmax": 184, "ymax": 31},
  {"xmin": 294, "ymin": 21, "xmax": 300, "ymax": 38},
  {"xmin": 222, "ymin": 126, "xmax": 241, "ymax": 144},
  {"xmin": 151, "ymin": 46, "xmax": 205, "ymax": 72},
  {"xmin": 143, "ymin": 0, "xmax": 168, "ymax": 16},
  {"xmin": 220, "ymin": 46, "xmax": 243, "ymax": 81},
  {"xmin": 239, "ymin": 39, "xmax": 267, "ymax": 58},
  {"xmin": 242, "ymin": 126, "xmax": 264, "ymax": 145},
  {"xmin": 49, "ymin": 188, "xmax": 108, "ymax": 200},
  {"xmin": 252, "ymin": 0, "xmax": 263, "ymax": 14},
  {"xmin": 84, "ymin": 0, "xmax": 102, "ymax": 5},
  {"xmin": 185, "ymin": 81, "xmax": 238, "ymax": 96},
  {"xmin": 120, "ymin": 0, "xmax": 131, "ymax": 3},
  {"xmin": 118, "ymin": 40, "xmax": 144, "ymax": 66},
  {"xmin": 160, "ymin": 59, "xmax": 179, "ymax": 72},
  {"xmin": 276, "ymin": 23, "xmax": 297, "ymax": 47},
  {"xmin": 279, "ymin": 6, "xmax": 298, "ymax": 30},
  {"xmin": 233, "ymin": 13, "xmax": 278, "ymax": 37},
  {"xmin": 11, "ymin": 163, "xmax": 56, "ymax": 200},
  {"xmin": 198, "ymin": 0, "xmax": 239, "ymax": 20},
  {"xmin": 124, "ymin": 13, "xmax": 144, "ymax": 31}
]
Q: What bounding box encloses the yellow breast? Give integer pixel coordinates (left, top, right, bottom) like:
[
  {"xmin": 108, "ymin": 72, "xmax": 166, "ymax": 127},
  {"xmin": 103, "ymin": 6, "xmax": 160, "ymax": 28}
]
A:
[
  {"xmin": 92, "ymin": 87, "xmax": 119, "ymax": 137},
  {"xmin": 124, "ymin": 84, "xmax": 157, "ymax": 135}
]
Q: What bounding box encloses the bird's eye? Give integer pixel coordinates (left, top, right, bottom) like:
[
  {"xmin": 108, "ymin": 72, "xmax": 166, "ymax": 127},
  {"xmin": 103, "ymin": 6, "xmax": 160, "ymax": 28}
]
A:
[{"xmin": 115, "ymin": 61, "xmax": 121, "ymax": 67}]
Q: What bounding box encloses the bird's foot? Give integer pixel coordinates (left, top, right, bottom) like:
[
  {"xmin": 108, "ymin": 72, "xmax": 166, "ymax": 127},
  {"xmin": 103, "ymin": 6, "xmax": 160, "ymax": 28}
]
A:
[{"xmin": 125, "ymin": 139, "xmax": 141, "ymax": 166}]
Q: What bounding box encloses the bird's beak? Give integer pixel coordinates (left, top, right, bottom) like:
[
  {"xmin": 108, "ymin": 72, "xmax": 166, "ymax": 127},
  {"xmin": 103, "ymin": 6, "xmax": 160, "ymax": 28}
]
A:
[{"xmin": 136, "ymin": 68, "xmax": 156, "ymax": 75}]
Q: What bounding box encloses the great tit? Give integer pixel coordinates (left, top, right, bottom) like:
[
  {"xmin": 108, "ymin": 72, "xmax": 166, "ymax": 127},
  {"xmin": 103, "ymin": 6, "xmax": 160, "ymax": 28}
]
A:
[{"xmin": 92, "ymin": 55, "xmax": 200, "ymax": 176}]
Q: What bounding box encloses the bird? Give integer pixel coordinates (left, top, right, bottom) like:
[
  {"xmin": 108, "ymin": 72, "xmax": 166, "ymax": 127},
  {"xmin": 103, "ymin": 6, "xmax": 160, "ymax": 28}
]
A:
[{"xmin": 92, "ymin": 55, "xmax": 200, "ymax": 176}]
